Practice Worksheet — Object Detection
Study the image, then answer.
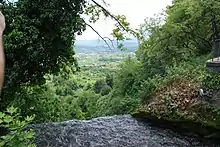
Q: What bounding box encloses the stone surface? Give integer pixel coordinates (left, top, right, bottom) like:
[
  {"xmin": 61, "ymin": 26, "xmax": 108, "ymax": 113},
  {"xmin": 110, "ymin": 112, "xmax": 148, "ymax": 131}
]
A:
[
  {"xmin": 206, "ymin": 57, "xmax": 220, "ymax": 74},
  {"xmin": 28, "ymin": 115, "xmax": 220, "ymax": 147},
  {"xmin": 205, "ymin": 57, "xmax": 220, "ymax": 107},
  {"xmin": 207, "ymin": 90, "xmax": 220, "ymax": 108}
]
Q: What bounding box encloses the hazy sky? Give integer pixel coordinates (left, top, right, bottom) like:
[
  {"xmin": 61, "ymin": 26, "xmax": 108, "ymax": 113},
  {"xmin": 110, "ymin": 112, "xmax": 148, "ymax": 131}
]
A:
[{"xmin": 76, "ymin": 0, "xmax": 173, "ymax": 40}]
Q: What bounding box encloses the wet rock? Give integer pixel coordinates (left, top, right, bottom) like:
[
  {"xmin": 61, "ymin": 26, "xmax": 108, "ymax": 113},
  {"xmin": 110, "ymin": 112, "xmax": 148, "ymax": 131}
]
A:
[{"xmin": 28, "ymin": 115, "xmax": 220, "ymax": 147}]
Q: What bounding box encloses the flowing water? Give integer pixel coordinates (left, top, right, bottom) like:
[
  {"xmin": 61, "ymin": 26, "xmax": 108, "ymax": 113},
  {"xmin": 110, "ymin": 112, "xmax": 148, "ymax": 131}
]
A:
[{"xmin": 29, "ymin": 115, "xmax": 220, "ymax": 147}]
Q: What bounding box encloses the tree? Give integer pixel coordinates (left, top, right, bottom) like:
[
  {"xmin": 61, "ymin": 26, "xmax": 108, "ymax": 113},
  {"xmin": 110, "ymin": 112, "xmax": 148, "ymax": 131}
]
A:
[
  {"xmin": 0, "ymin": 0, "xmax": 86, "ymax": 109},
  {"xmin": 3, "ymin": 0, "xmax": 86, "ymax": 86},
  {"xmin": 136, "ymin": 0, "xmax": 220, "ymax": 75},
  {"xmin": 100, "ymin": 85, "xmax": 111, "ymax": 96},
  {"xmin": 94, "ymin": 79, "xmax": 106, "ymax": 94},
  {"xmin": 105, "ymin": 73, "xmax": 113, "ymax": 88},
  {"xmin": 0, "ymin": 0, "xmax": 135, "ymax": 110}
]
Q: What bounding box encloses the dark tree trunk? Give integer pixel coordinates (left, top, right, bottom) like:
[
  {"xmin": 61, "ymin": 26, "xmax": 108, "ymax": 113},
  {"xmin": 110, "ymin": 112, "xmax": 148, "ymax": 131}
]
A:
[
  {"xmin": 212, "ymin": 14, "xmax": 220, "ymax": 57},
  {"xmin": 212, "ymin": 39, "xmax": 220, "ymax": 57}
]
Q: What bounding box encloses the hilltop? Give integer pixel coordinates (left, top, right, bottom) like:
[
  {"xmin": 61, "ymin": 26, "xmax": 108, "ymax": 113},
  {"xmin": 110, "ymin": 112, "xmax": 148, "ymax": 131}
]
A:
[{"xmin": 74, "ymin": 39, "xmax": 138, "ymax": 53}]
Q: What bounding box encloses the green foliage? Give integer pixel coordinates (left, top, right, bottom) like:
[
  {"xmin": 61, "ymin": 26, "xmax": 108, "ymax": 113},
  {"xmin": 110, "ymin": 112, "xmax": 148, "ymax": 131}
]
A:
[
  {"xmin": 9, "ymin": 51, "xmax": 133, "ymax": 122},
  {"xmin": 0, "ymin": 0, "xmax": 87, "ymax": 109},
  {"xmin": 1, "ymin": 0, "xmax": 219, "ymax": 130},
  {"xmin": 114, "ymin": 56, "xmax": 143, "ymax": 96},
  {"xmin": 165, "ymin": 54, "xmax": 210, "ymax": 82},
  {"xmin": 100, "ymin": 85, "xmax": 112, "ymax": 96},
  {"xmin": 2, "ymin": 0, "xmax": 86, "ymax": 86},
  {"xmin": 105, "ymin": 74, "xmax": 113, "ymax": 88},
  {"xmin": 76, "ymin": 90, "xmax": 100, "ymax": 119},
  {"xmin": 0, "ymin": 0, "xmax": 137, "ymax": 124},
  {"xmin": 95, "ymin": 93, "xmax": 140, "ymax": 117},
  {"xmin": 0, "ymin": 0, "xmax": 135, "ymax": 110},
  {"xmin": 0, "ymin": 107, "xmax": 35, "ymax": 147},
  {"xmin": 93, "ymin": 57, "xmax": 144, "ymax": 116},
  {"xmin": 129, "ymin": 0, "xmax": 220, "ymax": 128},
  {"xmin": 47, "ymin": 74, "xmax": 79, "ymax": 96},
  {"xmin": 94, "ymin": 79, "xmax": 106, "ymax": 93},
  {"xmin": 11, "ymin": 85, "xmax": 84, "ymax": 123},
  {"xmin": 136, "ymin": 0, "xmax": 220, "ymax": 75},
  {"xmin": 202, "ymin": 72, "xmax": 220, "ymax": 91}
]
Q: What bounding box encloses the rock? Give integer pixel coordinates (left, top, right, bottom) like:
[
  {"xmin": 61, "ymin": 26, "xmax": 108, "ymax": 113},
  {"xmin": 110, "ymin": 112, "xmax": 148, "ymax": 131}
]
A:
[
  {"xmin": 206, "ymin": 57, "xmax": 220, "ymax": 74},
  {"xmin": 202, "ymin": 57, "xmax": 220, "ymax": 108},
  {"xmin": 198, "ymin": 89, "xmax": 220, "ymax": 108},
  {"xmin": 27, "ymin": 115, "xmax": 220, "ymax": 147},
  {"xmin": 208, "ymin": 90, "xmax": 220, "ymax": 108}
]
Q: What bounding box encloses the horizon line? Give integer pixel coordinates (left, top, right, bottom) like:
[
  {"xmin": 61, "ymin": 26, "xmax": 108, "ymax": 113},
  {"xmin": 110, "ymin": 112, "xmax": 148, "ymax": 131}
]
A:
[{"xmin": 75, "ymin": 38, "xmax": 138, "ymax": 41}]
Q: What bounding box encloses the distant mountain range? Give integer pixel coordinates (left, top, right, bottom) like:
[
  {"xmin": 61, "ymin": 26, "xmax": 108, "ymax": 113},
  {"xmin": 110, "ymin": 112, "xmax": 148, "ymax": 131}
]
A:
[{"xmin": 74, "ymin": 39, "xmax": 139, "ymax": 53}]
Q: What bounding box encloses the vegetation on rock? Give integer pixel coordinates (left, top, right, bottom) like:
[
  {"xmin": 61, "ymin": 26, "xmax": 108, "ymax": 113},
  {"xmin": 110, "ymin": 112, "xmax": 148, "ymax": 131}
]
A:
[
  {"xmin": 3, "ymin": 0, "xmax": 220, "ymax": 145},
  {"xmin": 132, "ymin": 0, "xmax": 220, "ymax": 137}
]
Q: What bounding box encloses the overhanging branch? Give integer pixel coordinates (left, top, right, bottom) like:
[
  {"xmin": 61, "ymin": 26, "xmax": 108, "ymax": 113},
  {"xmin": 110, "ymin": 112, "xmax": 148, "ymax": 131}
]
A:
[
  {"xmin": 85, "ymin": 22, "xmax": 115, "ymax": 50},
  {"xmin": 96, "ymin": 37, "xmax": 117, "ymax": 51},
  {"xmin": 91, "ymin": 0, "xmax": 138, "ymax": 37}
]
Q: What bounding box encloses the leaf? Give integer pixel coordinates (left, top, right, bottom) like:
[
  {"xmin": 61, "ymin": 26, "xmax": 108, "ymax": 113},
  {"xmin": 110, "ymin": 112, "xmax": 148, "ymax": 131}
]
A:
[
  {"xmin": 25, "ymin": 131, "xmax": 35, "ymax": 139},
  {"xmin": 25, "ymin": 116, "xmax": 34, "ymax": 122},
  {"xmin": 0, "ymin": 112, "xmax": 5, "ymax": 118},
  {"xmin": 6, "ymin": 107, "xmax": 17, "ymax": 115},
  {"xmin": 3, "ymin": 115, "xmax": 13, "ymax": 123}
]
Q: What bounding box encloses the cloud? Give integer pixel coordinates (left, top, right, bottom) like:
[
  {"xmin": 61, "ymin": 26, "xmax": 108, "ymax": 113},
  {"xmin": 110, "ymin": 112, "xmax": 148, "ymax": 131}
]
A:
[{"xmin": 76, "ymin": 0, "xmax": 172, "ymax": 40}]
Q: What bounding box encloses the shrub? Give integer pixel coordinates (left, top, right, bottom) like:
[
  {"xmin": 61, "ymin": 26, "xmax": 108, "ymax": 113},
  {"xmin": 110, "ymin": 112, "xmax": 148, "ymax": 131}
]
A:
[
  {"xmin": 100, "ymin": 85, "xmax": 112, "ymax": 96},
  {"xmin": 95, "ymin": 94, "xmax": 140, "ymax": 117},
  {"xmin": 0, "ymin": 106, "xmax": 36, "ymax": 147},
  {"xmin": 201, "ymin": 72, "xmax": 220, "ymax": 91},
  {"xmin": 114, "ymin": 56, "xmax": 142, "ymax": 96},
  {"xmin": 94, "ymin": 79, "xmax": 106, "ymax": 93},
  {"xmin": 165, "ymin": 54, "xmax": 210, "ymax": 82},
  {"xmin": 92, "ymin": 57, "xmax": 146, "ymax": 117},
  {"xmin": 76, "ymin": 90, "xmax": 100, "ymax": 119},
  {"xmin": 11, "ymin": 85, "xmax": 84, "ymax": 123},
  {"xmin": 105, "ymin": 74, "xmax": 113, "ymax": 88}
]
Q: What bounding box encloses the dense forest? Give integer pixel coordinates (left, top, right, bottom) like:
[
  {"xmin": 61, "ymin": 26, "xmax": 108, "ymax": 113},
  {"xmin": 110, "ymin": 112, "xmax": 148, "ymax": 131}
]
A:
[{"xmin": 1, "ymin": 0, "xmax": 220, "ymax": 146}]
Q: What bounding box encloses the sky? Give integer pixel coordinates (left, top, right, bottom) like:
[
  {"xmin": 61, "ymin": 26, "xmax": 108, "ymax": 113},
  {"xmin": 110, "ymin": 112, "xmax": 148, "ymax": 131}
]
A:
[{"xmin": 76, "ymin": 0, "xmax": 173, "ymax": 40}]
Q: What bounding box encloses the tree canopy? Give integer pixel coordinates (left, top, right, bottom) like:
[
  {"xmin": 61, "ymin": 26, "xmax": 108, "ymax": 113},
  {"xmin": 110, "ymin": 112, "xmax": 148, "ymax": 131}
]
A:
[
  {"xmin": 2, "ymin": 0, "xmax": 86, "ymax": 87},
  {"xmin": 0, "ymin": 0, "xmax": 133, "ymax": 110},
  {"xmin": 136, "ymin": 0, "xmax": 220, "ymax": 75}
]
